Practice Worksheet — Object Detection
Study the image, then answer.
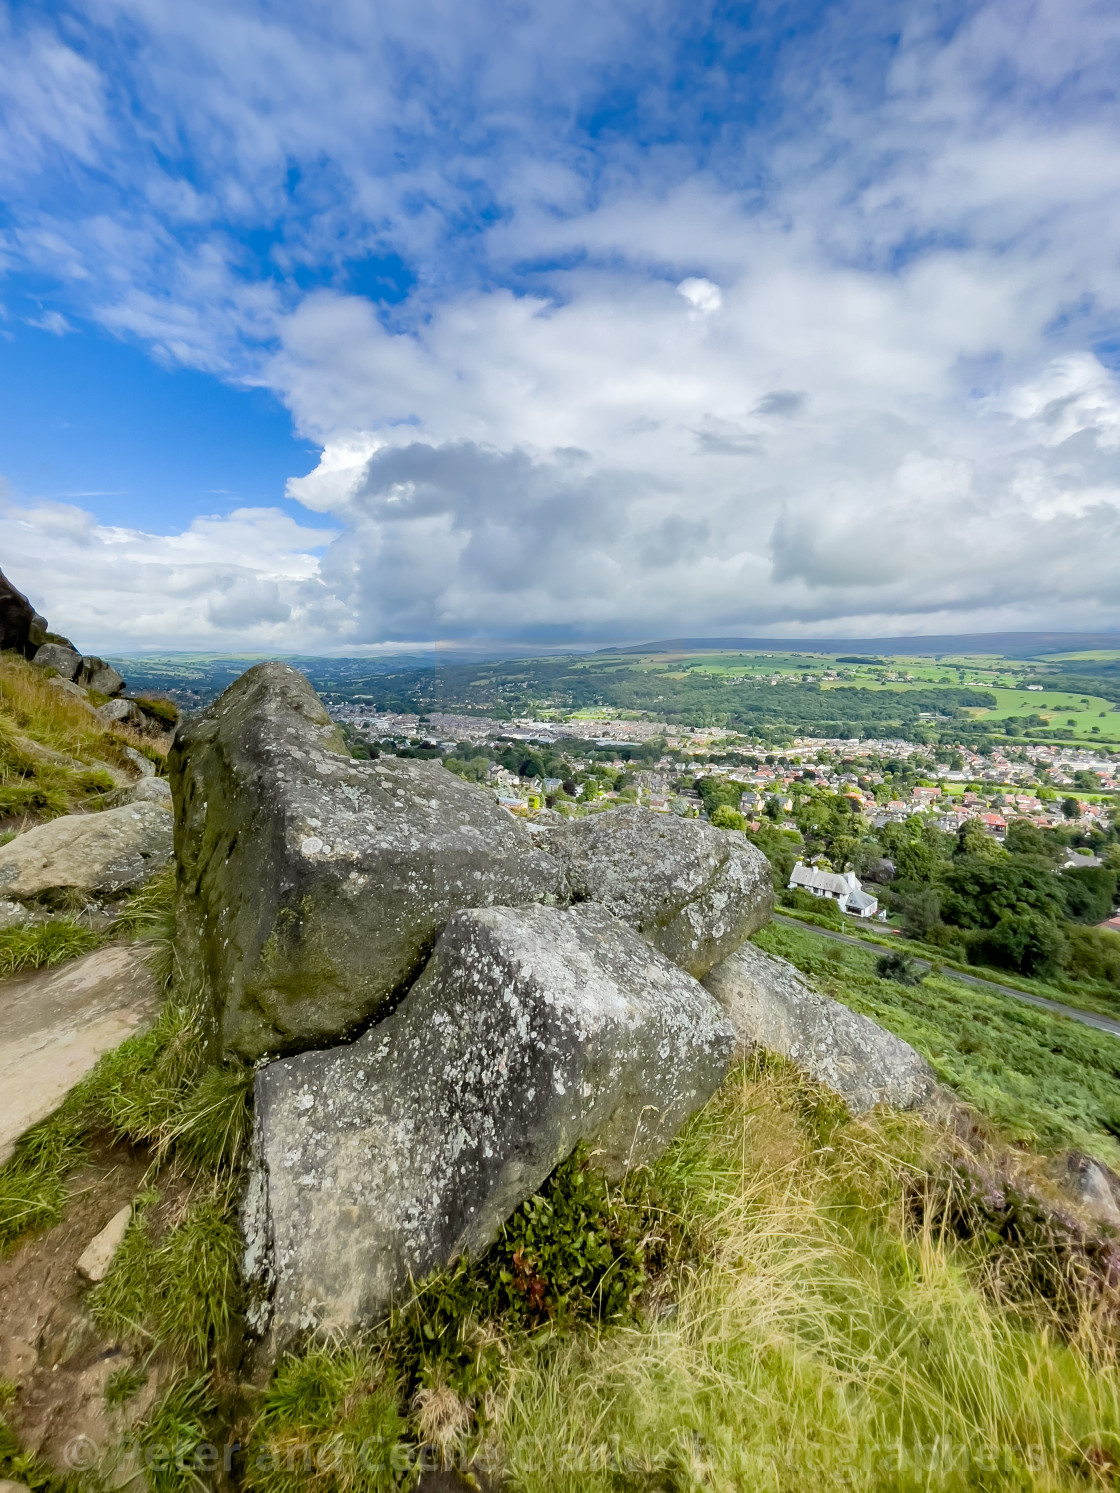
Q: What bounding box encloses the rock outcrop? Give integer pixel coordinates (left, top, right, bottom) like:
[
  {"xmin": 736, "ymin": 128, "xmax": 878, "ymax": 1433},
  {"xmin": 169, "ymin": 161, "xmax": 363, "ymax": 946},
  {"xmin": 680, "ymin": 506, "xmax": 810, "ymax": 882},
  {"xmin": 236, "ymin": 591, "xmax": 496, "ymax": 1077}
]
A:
[
  {"xmin": 539, "ymin": 806, "xmax": 773, "ymax": 977},
  {"xmin": 0, "ymin": 803, "xmax": 173, "ymax": 906},
  {"xmin": 171, "ymin": 663, "xmax": 563, "ymax": 1062},
  {"xmin": 30, "ymin": 642, "xmax": 82, "ymax": 680},
  {"xmin": 703, "ymin": 940, "xmax": 936, "ymax": 1114},
  {"xmin": 245, "ymin": 901, "xmax": 735, "ymax": 1344},
  {"xmin": 0, "ymin": 568, "xmax": 40, "ymax": 659}
]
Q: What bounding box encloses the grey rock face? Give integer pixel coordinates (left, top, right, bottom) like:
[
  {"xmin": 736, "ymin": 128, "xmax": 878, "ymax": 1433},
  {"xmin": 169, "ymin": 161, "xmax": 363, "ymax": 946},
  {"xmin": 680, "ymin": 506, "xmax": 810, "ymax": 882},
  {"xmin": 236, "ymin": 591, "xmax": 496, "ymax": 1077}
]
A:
[
  {"xmin": 0, "ymin": 567, "xmax": 37, "ymax": 659},
  {"xmin": 0, "ymin": 802, "xmax": 173, "ymax": 905},
  {"xmin": 170, "ymin": 662, "xmax": 563, "ymax": 1062},
  {"xmin": 79, "ymin": 657, "xmax": 126, "ymax": 696},
  {"xmin": 246, "ymin": 901, "xmax": 735, "ymax": 1344},
  {"xmin": 97, "ymin": 697, "xmax": 144, "ymax": 727},
  {"xmin": 32, "ymin": 642, "xmax": 82, "ymax": 681},
  {"xmin": 539, "ymin": 806, "xmax": 773, "ymax": 978},
  {"xmin": 703, "ymin": 940, "xmax": 936, "ymax": 1114}
]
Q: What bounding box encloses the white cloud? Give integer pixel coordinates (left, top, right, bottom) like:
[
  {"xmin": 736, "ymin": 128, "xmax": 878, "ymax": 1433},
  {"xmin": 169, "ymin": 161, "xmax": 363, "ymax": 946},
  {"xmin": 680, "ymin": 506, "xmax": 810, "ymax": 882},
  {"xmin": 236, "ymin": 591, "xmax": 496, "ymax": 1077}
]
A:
[
  {"xmin": 3, "ymin": 0, "xmax": 1120, "ymax": 643},
  {"xmin": 0, "ymin": 496, "xmax": 342, "ymax": 650}
]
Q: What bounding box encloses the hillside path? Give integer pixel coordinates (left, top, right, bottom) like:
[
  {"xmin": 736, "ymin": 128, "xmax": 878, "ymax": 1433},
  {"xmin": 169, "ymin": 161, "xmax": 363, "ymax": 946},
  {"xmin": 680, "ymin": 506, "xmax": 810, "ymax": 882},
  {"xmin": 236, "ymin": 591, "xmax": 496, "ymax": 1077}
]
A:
[{"xmin": 771, "ymin": 913, "xmax": 1120, "ymax": 1041}]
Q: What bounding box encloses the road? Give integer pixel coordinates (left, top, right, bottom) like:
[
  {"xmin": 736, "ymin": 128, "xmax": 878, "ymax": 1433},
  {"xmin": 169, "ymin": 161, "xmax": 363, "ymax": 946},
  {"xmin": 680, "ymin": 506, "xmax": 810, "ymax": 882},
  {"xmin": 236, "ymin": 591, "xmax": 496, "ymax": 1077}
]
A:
[{"xmin": 771, "ymin": 913, "xmax": 1120, "ymax": 1040}]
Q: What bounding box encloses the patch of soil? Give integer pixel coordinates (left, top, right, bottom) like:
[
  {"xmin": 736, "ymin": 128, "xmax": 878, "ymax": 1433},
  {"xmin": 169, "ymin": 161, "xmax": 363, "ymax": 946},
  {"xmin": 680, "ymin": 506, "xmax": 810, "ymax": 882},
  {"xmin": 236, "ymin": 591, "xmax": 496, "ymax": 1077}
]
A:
[{"xmin": 0, "ymin": 1139, "xmax": 163, "ymax": 1474}]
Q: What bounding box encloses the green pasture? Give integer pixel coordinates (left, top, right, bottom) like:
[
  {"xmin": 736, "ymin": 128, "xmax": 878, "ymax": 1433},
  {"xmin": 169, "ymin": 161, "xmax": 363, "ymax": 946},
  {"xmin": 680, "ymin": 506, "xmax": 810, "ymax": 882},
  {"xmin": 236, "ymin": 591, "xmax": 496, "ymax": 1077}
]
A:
[{"xmin": 965, "ymin": 687, "xmax": 1120, "ymax": 740}]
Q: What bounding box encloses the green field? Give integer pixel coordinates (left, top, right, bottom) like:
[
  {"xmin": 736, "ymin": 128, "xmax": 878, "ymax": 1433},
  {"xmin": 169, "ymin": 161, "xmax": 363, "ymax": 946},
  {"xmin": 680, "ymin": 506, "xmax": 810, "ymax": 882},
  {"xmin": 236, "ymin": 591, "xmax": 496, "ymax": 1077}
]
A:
[{"xmin": 965, "ymin": 687, "xmax": 1120, "ymax": 741}]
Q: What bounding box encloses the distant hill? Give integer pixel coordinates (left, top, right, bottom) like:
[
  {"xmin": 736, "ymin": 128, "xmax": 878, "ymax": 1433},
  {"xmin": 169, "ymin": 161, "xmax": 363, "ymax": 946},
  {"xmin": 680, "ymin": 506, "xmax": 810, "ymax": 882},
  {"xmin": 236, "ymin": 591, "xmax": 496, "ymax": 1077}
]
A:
[{"xmin": 599, "ymin": 633, "xmax": 1120, "ymax": 658}]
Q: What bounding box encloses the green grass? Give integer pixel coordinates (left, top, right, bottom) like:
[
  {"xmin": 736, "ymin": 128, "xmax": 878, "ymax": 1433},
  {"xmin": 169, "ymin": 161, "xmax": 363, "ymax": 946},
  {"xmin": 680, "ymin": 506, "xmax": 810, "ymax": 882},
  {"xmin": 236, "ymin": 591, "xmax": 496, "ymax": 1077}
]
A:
[
  {"xmin": 0, "ymin": 651, "xmax": 138, "ymax": 823},
  {"xmin": 0, "ymin": 981, "xmax": 250, "ymax": 1250},
  {"xmin": 0, "ymin": 919, "xmax": 102, "ymax": 974},
  {"xmin": 89, "ymin": 1188, "xmax": 242, "ymax": 1364},
  {"xmin": 247, "ymin": 1061, "xmax": 1120, "ymax": 1492},
  {"xmin": 755, "ymin": 921, "xmax": 1120, "ymax": 1163}
]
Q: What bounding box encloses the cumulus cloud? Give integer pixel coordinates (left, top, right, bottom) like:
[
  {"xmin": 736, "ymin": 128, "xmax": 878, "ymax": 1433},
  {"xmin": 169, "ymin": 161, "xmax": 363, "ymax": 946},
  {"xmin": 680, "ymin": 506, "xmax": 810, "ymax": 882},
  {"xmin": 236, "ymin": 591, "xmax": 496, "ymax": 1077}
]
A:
[
  {"xmin": 2, "ymin": 0, "xmax": 1120, "ymax": 644},
  {"xmin": 0, "ymin": 495, "xmax": 342, "ymax": 650}
]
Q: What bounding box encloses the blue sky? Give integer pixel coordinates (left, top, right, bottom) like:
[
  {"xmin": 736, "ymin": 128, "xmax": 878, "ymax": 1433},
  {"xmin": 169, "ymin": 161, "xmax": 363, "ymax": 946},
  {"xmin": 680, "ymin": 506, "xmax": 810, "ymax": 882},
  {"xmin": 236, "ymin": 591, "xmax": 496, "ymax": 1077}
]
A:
[{"xmin": 1, "ymin": 0, "xmax": 1118, "ymax": 650}]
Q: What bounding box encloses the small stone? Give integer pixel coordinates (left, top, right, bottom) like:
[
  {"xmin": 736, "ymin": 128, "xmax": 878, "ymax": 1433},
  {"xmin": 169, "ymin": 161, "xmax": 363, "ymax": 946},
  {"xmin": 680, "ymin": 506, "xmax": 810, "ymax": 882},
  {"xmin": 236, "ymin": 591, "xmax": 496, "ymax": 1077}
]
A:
[
  {"xmin": 76, "ymin": 1204, "xmax": 133, "ymax": 1283},
  {"xmin": 97, "ymin": 698, "xmax": 144, "ymax": 727},
  {"xmin": 0, "ymin": 1478, "xmax": 34, "ymax": 1492}
]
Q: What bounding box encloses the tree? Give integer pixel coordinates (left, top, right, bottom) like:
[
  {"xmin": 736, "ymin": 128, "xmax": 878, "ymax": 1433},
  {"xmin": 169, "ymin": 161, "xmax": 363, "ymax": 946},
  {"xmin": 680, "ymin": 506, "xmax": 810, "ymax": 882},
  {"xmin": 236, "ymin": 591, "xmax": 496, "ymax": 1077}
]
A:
[
  {"xmin": 1062, "ymin": 796, "xmax": 1081, "ymax": 820},
  {"xmin": 1004, "ymin": 818, "xmax": 1063, "ymax": 866},
  {"xmin": 976, "ymin": 910, "xmax": 1067, "ymax": 977},
  {"xmin": 710, "ymin": 805, "xmax": 746, "ymax": 831},
  {"xmin": 1060, "ymin": 867, "xmax": 1118, "ymax": 925},
  {"xmin": 940, "ymin": 856, "xmax": 1066, "ymax": 931}
]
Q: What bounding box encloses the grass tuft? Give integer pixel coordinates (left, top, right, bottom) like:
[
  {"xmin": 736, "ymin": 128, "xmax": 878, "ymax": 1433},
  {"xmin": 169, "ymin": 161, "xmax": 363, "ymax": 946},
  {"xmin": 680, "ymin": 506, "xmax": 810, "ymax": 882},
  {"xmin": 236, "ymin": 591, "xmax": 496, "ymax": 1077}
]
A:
[
  {"xmin": 0, "ymin": 919, "xmax": 102, "ymax": 974},
  {"xmin": 244, "ymin": 1345, "xmax": 406, "ymax": 1493},
  {"xmin": 89, "ymin": 1187, "xmax": 242, "ymax": 1364}
]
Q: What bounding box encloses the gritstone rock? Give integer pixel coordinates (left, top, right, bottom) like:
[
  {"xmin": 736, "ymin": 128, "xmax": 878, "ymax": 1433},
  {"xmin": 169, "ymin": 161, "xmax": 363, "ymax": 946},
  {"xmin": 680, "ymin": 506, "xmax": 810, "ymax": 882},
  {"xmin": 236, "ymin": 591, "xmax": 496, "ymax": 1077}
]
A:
[
  {"xmin": 0, "ymin": 802, "xmax": 173, "ymax": 905},
  {"xmin": 0, "ymin": 943, "xmax": 160, "ymax": 1165},
  {"xmin": 244, "ymin": 901, "xmax": 735, "ymax": 1343},
  {"xmin": 0, "ymin": 568, "xmax": 36, "ymax": 658},
  {"xmin": 97, "ymin": 697, "xmax": 145, "ymax": 727},
  {"xmin": 171, "ymin": 662, "xmax": 563, "ymax": 1062},
  {"xmin": 538, "ymin": 805, "xmax": 773, "ymax": 977},
  {"xmin": 703, "ymin": 940, "xmax": 935, "ymax": 1114},
  {"xmin": 32, "ymin": 642, "xmax": 82, "ymax": 681},
  {"xmin": 78, "ymin": 657, "xmax": 126, "ymax": 696},
  {"xmin": 76, "ymin": 1204, "xmax": 133, "ymax": 1283}
]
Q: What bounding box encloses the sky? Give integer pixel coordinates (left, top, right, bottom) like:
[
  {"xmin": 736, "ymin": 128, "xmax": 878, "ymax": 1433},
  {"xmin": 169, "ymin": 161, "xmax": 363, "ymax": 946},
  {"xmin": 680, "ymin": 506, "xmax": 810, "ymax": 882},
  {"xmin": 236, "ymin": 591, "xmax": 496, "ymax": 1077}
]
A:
[{"xmin": 1, "ymin": 0, "xmax": 1119, "ymax": 653}]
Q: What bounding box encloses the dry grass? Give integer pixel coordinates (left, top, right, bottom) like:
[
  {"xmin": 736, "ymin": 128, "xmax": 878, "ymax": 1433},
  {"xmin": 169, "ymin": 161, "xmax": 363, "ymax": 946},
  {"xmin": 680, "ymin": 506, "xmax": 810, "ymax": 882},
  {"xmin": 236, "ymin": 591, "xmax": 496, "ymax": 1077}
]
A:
[
  {"xmin": 489, "ymin": 1060, "xmax": 1120, "ymax": 1491},
  {"xmin": 0, "ymin": 651, "xmax": 145, "ymax": 822}
]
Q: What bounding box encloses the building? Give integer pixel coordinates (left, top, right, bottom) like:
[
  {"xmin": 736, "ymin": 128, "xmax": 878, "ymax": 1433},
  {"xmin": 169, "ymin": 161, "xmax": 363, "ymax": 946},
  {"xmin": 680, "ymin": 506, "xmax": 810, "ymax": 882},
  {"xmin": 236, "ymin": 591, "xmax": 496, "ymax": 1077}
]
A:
[{"xmin": 788, "ymin": 862, "xmax": 879, "ymax": 918}]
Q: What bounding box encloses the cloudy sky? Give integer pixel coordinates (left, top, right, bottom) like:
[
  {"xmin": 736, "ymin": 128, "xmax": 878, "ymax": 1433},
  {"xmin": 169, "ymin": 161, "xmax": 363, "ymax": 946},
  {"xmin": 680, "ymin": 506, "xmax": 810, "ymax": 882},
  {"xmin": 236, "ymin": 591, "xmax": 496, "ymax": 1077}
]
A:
[{"xmin": 1, "ymin": 0, "xmax": 1119, "ymax": 652}]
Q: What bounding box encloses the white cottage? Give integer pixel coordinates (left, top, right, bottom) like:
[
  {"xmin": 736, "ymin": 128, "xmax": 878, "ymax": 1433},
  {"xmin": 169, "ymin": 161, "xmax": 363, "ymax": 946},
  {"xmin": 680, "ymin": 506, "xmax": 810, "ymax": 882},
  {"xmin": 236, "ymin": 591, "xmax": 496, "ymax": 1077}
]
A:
[{"xmin": 788, "ymin": 862, "xmax": 878, "ymax": 918}]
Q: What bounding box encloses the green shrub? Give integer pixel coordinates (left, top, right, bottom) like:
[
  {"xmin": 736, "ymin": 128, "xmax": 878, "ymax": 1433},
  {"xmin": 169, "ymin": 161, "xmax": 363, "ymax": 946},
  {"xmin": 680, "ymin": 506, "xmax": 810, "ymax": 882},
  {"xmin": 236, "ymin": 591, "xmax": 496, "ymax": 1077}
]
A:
[
  {"xmin": 709, "ymin": 804, "xmax": 746, "ymax": 830},
  {"xmin": 1064, "ymin": 924, "xmax": 1120, "ymax": 988},
  {"xmin": 875, "ymin": 950, "xmax": 925, "ymax": 986}
]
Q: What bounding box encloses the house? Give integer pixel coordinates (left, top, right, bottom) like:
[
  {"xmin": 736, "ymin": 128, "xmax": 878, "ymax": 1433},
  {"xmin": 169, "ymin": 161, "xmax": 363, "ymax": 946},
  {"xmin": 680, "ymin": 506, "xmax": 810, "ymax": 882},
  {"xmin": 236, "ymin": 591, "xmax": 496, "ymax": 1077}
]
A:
[
  {"xmin": 1064, "ymin": 849, "xmax": 1103, "ymax": 869},
  {"xmin": 788, "ymin": 862, "xmax": 878, "ymax": 918}
]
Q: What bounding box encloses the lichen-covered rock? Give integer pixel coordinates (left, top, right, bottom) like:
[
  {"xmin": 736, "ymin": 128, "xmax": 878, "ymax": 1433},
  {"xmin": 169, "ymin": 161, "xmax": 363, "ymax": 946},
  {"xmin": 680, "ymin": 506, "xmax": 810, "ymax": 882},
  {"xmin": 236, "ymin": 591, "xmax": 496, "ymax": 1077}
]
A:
[
  {"xmin": 0, "ymin": 803, "xmax": 173, "ymax": 905},
  {"xmin": 539, "ymin": 805, "xmax": 773, "ymax": 977},
  {"xmin": 170, "ymin": 662, "xmax": 563, "ymax": 1062},
  {"xmin": 32, "ymin": 642, "xmax": 82, "ymax": 680},
  {"xmin": 245, "ymin": 901, "xmax": 735, "ymax": 1344},
  {"xmin": 78, "ymin": 657, "xmax": 125, "ymax": 696},
  {"xmin": 96, "ymin": 697, "xmax": 144, "ymax": 727},
  {"xmin": 703, "ymin": 940, "xmax": 935, "ymax": 1114}
]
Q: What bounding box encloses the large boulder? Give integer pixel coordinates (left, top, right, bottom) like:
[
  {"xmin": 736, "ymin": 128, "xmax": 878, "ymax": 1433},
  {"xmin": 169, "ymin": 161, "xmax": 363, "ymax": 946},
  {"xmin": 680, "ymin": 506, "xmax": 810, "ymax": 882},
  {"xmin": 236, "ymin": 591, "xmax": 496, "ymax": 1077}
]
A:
[
  {"xmin": 703, "ymin": 940, "xmax": 936, "ymax": 1114},
  {"xmin": 78, "ymin": 657, "xmax": 125, "ymax": 696},
  {"xmin": 170, "ymin": 663, "xmax": 563, "ymax": 1062},
  {"xmin": 538, "ymin": 806, "xmax": 773, "ymax": 978},
  {"xmin": 31, "ymin": 642, "xmax": 82, "ymax": 681},
  {"xmin": 0, "ymin": 569, "xmax": 37, "ymax": 658},
  {"xmin": 245, "ymin": 902, "xmax": 735, "ymax": 1344},
  {"xmin": 0, "ymin": 803, "xmax": 173, "ymax": 906}
]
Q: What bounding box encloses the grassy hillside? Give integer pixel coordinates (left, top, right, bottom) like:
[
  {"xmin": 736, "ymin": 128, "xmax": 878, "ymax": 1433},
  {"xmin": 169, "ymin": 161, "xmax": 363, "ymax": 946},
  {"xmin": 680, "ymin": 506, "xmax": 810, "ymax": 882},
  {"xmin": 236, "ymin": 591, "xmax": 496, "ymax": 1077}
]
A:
[
  {"xmin": 0, "ymin": 651, "xmax": 146, "ymax": 827},
  {"xmin": 755, "ymin": 920, "xmax": 1120, "ymax": 1164}
]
